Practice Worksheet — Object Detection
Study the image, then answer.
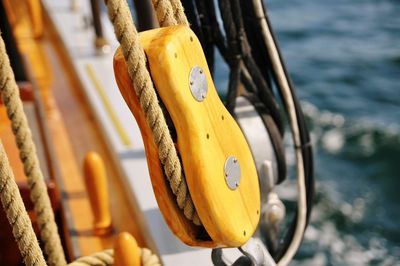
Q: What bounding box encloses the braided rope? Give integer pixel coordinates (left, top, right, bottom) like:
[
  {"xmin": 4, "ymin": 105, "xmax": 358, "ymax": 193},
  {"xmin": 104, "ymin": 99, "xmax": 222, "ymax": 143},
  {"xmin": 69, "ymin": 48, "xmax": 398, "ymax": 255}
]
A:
[
  {"xmin": 105, "ymin": 0, "xmax": 201, "ymax": 225},
  {"xmin": 151, "ymin": 0, "xmax": 188, "ymax": 27},
  {"xmin": 0, "ymin": 34, "xmax": 66, "ymax": 265},
  {"xmin": 0, "ymin": 141, "xmax": 46, "ymax": 266},
  {"xmin": 140, "ymin": 248, "xmax": 161, "ymax": 266},
  {"xmin": 166, "ymin": 0, "xmax": 189, "ymax": 25},
  {"xmin": 68, "ymin": 250, "xmax": 113, "ymax": 266},
  {"xmin": 68, "ymin": 248, "xmax": 160, "ymax": 266},
  {"xmin": 151, "ymin": 0, "xmax": 177, "ymax": 27},
  {"xmin": 0, "ymin": 1, "xmax": 192, "ymax": 264}
]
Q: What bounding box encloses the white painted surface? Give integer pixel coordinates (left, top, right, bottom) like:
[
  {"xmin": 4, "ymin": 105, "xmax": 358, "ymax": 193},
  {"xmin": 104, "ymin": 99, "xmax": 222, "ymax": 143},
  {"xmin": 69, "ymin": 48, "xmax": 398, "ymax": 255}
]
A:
[{"xmin": 41, "ymin": 1, "xmax": 216, "ymax": 264}]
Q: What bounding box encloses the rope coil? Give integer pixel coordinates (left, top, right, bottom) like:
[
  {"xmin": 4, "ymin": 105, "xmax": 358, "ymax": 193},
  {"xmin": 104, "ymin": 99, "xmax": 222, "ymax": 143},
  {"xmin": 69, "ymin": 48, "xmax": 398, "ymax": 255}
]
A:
[
  {"xmin": 68, "ymin": 250, "xmax": 113, "ymax": 266},
  {"xmin": 68, "ymin": 248, "xmax": 160, "ymax": 266}
]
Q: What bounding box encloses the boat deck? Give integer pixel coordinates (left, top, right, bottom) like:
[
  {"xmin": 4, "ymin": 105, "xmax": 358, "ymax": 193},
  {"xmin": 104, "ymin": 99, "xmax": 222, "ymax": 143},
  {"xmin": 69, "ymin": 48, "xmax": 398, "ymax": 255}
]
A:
[
  {"xmin": 7, "ymin": 0, "xmax": 148, "ymax": 260},
  {"xmin": 20, "ymin": 0, "xmax": 243, "ymax": 264}
]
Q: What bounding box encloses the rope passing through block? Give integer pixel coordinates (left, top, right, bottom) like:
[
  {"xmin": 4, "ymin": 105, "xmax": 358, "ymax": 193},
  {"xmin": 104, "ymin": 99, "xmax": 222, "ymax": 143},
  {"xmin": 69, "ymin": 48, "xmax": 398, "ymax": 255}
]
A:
[
  {"xmin": 113, "ymin": 24, "xmax": 261, "ymax": 247},
  {"xmin": 105, "ymin": 0, "xmax": 201, "ymax": 225},
  {"xmin": 109, "ymin": 0, "xmax": 260, "ymax": 247}
]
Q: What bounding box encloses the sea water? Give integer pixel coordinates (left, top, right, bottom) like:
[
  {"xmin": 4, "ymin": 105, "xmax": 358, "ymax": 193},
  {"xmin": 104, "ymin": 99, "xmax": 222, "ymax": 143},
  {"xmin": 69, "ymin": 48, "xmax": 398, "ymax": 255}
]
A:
[
  {"xmin": 232, "ymin": 1, "xmax": 399, "ymax": 265},
  {"xmin": 212, "ymin": 0, "xmax": 399, "ymax": 265},
  {"xmin": 128, "ymin": 1, "xmax": 399, "ymax": 264}
]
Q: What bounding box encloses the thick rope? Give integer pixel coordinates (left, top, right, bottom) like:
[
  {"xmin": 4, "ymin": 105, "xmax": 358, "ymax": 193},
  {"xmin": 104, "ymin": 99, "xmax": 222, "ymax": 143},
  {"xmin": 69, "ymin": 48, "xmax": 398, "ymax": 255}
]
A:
[
  {"xmin": 168, "ymin": 0, "xmax": 189, "ymax": 25},
  {"xmin": 140, "ymin": 248, "xmax": 161, "ymax": 266},
  {"xmin": 68, "ymin": 250, "xmax": 113, "ymax": 266},
  {"xmin": 68, "ymin": 248, "xmax": 160, "ymax": 266},
  {"xmin": 0, "ymin": 34, "xmax": 66, "ymax": 265},
  {"xmin": 0, "ymin": 141, "xmax": 47, "ymax": 266},
  {"xmin": 151, "ymin": 0, "xmax": 177, "ymax": 27},
  {"xmin": 105, "ymin": 0, "xmax": 201, "ymax": 225},
  {"xmin": 151, "ymin": 0, "xmax": 188, "ymax": 26}
]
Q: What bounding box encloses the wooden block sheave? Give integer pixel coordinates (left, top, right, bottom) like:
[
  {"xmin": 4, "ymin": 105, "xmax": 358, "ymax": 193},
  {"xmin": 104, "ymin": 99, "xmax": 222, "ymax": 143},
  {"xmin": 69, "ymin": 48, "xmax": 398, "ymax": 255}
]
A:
[{"xmin": 113, "ymin": 26, "xmax": 260, "ymax": 247}]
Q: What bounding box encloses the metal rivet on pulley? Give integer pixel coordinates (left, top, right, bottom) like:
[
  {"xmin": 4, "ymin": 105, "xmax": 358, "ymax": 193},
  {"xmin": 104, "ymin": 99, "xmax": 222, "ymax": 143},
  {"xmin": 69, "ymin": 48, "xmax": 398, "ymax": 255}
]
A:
[
  {"xmin": 189, "ymin": 66, "xmax": 208, "ymax": 102},
  {"xmin": 224, "ymin": 156, "xmax": 241, "ymax": 190}
]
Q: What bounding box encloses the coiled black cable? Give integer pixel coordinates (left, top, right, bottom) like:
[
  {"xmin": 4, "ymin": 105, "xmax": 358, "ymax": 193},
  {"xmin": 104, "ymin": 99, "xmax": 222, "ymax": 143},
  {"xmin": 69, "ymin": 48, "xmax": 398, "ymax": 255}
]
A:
[
  {"xmin": 181, "ymin": 0, "xmax": 314, "ymax": 262},
  {"xmin": 182, "ymin": 0, "xmax": 283, "ymax": 133}
]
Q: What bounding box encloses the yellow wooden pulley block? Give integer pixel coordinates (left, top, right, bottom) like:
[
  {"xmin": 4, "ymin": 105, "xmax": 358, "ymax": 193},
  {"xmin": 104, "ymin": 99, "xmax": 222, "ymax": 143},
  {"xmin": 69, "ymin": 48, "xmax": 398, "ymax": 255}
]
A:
[{"xmin": 113, "ymin": 26, "xmax": 260, "ymax": 248}]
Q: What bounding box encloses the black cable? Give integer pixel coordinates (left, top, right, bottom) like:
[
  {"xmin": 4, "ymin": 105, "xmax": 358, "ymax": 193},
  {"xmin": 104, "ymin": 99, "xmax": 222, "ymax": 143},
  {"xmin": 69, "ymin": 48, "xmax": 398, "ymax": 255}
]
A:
[
  {"xmin": 131, "ymin": 0, "xmax": 158, "ymax": 31},
  {"xmin": 225, "ymin": 59, "xmax": 241, "ymax": 113},
  {"xmin": 182, "ymin": 0, "xmax": 218, "ymax": 73},
  {"xmin": 181, "ymin": 0, "xmax": 203, "ymax": 45},
  {"xmin": 218, "ymin": 0, "xmax": 243, "ymax": 110},
  {"xmin": 0, "ymin": 1, "xmax": 27, "ymax": 82},
  {"xmin": 90, "ymin": 0, "xmax": 104, "ymax": 39},
  {"xmin": 203, "ymin": 0, "xmax": 229, "ymax": 63},
  {"xmin": 183, "ymin": 0, "xmax": 314, "ymax": 262},
  {"xmin": 219, "ymin": 0, "xmax": 314, "ymax": 260},
  {"xmin": 238, "ymin": 1, "xmax": 273, "ymax": 89},
  {"xmin": 217, "ymin": 0, "xmax": 282, "ymax": 127},
  {"xmin": 194, "ymin": 0, "xmax": 215, "ymax": 73},
  {"xmin": 240, "ymin": 69, "xmax": 258, "ymax": 94}
]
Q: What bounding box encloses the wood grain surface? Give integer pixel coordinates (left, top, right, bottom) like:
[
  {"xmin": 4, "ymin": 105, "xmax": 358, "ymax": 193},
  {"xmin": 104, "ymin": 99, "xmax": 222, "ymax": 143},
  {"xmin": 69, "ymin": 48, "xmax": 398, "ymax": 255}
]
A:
[{"xmin": 114, "ymin": 25, "xmax": 261, "ymax": 247}]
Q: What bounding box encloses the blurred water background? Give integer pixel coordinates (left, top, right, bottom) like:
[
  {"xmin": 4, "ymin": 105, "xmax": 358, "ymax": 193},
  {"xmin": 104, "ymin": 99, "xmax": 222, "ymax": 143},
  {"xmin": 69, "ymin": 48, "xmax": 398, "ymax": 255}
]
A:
[
  {"xmin": 209, "ymin": 0, "xmax": 400, "ymax": 265},
  {"xmin": 264, "ymin": 0, "xmax": 399, "ymax": 265},
  {"xmin": 132, "ymin": 0, "xmax": 400, "ymax": 264}
]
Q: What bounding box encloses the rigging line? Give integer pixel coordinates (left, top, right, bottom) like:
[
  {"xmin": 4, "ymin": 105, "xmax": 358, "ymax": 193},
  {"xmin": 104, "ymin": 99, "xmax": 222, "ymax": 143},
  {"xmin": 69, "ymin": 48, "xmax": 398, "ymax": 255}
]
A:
[
  {"xmin": 239, "ymin": 0, "xmax": 274, "ymax": 90},
  {"xmin": 181, "ymin": 0, "xmax": 215, "ymax": 72},
  {"xmin": 203, "ymin": 0, "xmax": 229, "ymax": 62},
  {"xmin": 239, "ymin": 1, "xmax": 313, "ymax": 256},
  {"xmin": 0, "ymin": 140, "xmax": 46, "ymax": 266},
  {"xmin": 217, "ymin": 0, "xmax": 282, "ymax": 128},
  {"xmin": 251, "ymin": 1, "xmax": 309, "ymax": 265},
  {"xmin": 217, "ymin": 0, "xmax": 244, "ymax": 111},
  {"xmin": 0, "ymin": 28, "xmax": 66, "ymax": 266},
  {"xmin": 225, "ymin": 59, "xmax": 241, "ymax": 113},
  {"xmin": 230, "ymin": 0, "xmax": 283, "ymax": 133},
  {"xmin": 193, "ymin": 0, "xmax": 215, "ymax": 72},
  {"xmin": 104, "ymin": 0, "xmax": 201, "ymax": 225},
  {"xmin": 193, "ymin": 0, "xmax": 256, "ymax": 99},
  {"xmin": 185, "ymin": 2, "xmax": 311, "ymax": 262},
  {"xmin": 201, "ymin": 0, "xmax": 232, "ymax": 65},
  {"xmin": 256, "ymin": 3, "xmax": 314, "ymax": 214}
]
